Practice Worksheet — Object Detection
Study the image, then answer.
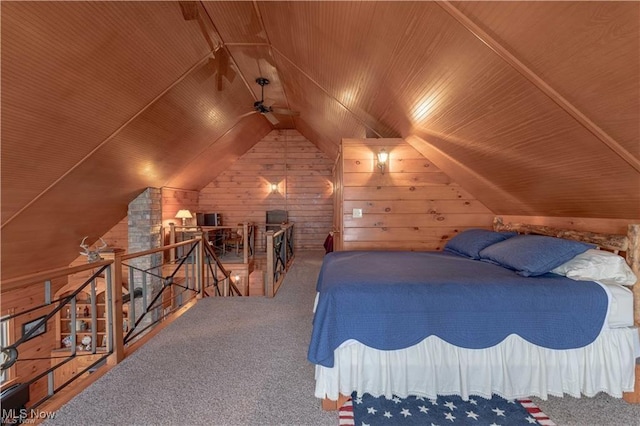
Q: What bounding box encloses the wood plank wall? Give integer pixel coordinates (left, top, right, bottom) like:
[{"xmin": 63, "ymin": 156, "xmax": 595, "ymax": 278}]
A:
[
  {"xmin": 332, "ymin": 148, "xmax": 344, "ymax": 252},
  {"xmin": 79, "ymin": 187, "xmax": 199, "ymax": 253},
  {"xmin": 340, "ymin": 138, "xmax": 495, "ymax": 250},
  {"xmin": 1, "ymin": 290, "xmax": 55, "ymax": 406},
  {"xmin": 100, "ymin": 217, "xmax": 129, "ymax": 253},
  {"xmin": 161, "ymin": 188, "xmax": 199, "ymax": 227},
  {"xmin": 199, "ymin": 130, "xmax": 334, "ymax": 251},
  {"xmin": 161, "ymin": 187, "xmax": 199, "ymax": 245}
]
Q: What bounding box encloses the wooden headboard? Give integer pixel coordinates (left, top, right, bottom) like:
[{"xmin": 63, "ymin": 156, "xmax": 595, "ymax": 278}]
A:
[{"xmin": 493, "ymin": 217, "xmax": 640, "ymax": 327}]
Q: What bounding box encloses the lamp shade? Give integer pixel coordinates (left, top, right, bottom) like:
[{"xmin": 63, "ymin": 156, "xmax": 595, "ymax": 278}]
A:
[
  {"xmin": 175, "ymin": 209, "xmax": 193, "ymax": 226},
  {"xmin": 175, "ymin": 210, "xmax": 193, "ymax": 219}
]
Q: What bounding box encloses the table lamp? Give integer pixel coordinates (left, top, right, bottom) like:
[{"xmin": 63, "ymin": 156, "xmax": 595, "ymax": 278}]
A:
[{"xmin": 175, "ymin": 209, "xmax": 193, "ymax": 226}]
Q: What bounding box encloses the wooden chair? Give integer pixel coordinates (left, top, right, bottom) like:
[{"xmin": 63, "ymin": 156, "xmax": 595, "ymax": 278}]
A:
[
  {"xmin": 223, "ymin": 225, "xmax": 243, "ymax": 256},
  {"xmin": 266, "ymin": 210, "xmax": 287, "ymax": 233}
]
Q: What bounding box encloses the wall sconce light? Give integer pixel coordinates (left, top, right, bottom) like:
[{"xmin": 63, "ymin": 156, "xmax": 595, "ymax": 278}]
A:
[
  {"xmin": 270, "ymin": 183, "xmax": 278, "ymax": 193},
  {"xmin": 377, "ymin": 149, "xmax": 389, "ymax": 174},
  {"xmin": 175, "ymin": 209, "xmax": 193, "ymax": 226}
]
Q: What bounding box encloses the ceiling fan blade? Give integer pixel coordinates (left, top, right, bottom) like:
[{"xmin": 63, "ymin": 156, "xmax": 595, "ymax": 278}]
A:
[
  {"xmin": 237, "ymin": 110, "xmax": 258, "ymax": 120},
  {"xmin": 270, "ymin": 107, "xmax": 299, "ymax": 116},
  {"xmin": 263, "ymin": 112, "xmax": 280, "ymax": 125}
]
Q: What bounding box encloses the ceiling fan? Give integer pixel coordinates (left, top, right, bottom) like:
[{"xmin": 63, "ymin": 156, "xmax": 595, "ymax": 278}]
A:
[{"xmin": 253, "ymin": 77, "xmax": 299, "ymax": 125}]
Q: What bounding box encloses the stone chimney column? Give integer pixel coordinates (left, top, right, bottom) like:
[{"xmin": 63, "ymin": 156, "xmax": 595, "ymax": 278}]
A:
[{"xmin": 127, "ymin": 187, "xmax": 163, "ymax": 333}]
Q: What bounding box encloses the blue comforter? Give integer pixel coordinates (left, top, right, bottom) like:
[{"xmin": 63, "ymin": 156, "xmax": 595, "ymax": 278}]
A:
[{"xmin": 308, "ymin": 251, "xmax": 608, "ymax": 368}]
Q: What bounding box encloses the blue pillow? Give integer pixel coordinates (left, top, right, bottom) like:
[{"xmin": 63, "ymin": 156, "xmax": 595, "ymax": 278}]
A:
[
  {"xmin": 444, "ymin": 229, "xmax": 517, "ymax": 260},
  {"xmin": 478, "ymin": 235, "xmax": 595, "ymax": 277}
]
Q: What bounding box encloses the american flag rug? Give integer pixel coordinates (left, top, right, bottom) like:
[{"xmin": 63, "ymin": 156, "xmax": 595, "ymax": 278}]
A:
[{"xmin": 339, "ymin": 393, "xmax": 556, "ymax": 425}]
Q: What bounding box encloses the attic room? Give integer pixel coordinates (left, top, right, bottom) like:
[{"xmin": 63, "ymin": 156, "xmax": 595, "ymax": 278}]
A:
[{"xmin": 1, "ymin": 1, "xmax": 639, "ymax": 424}]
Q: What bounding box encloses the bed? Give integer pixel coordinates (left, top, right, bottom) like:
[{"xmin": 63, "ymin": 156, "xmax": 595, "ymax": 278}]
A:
[{"xmin": 309, "ymin": 218, "xmax": 640, "ymax": 409}]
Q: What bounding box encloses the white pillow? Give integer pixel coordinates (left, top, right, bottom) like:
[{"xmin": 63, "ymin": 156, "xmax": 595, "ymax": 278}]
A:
[{"xmin": 551, "ymin": 249, "xmax": 637, "ymax": 286}]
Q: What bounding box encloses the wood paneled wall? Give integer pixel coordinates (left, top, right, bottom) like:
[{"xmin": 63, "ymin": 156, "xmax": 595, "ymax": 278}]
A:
[
  {"xmin": 2, "ymin": 289, "xmax": 56, "ymax": 406},
  {"xmin": 340, "ymin": 139, "xmax": 495, "ymax": 250},
  {"xmin": 199, "ymin": 130, "xmax": 334, "ymax": 251},
  {"xmin": 100, "ymin": 218, "xmax": 129, "ymax": 253},
  {"xmin": 162, "ymin": 188, "xmax": 199, "ymax": 228},
  {"xmin": 332, "ymin": 150, "xmax": 344, "ymax": 252},
  {"xmin": 76, "ymin": 188, "xmax": 199, "ymax": 257}
]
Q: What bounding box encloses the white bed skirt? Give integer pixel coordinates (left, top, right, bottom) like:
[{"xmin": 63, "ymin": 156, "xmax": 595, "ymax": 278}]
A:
[{"xmin": 315, "ymin": 328, "xmax": 640, "ymax": 401}]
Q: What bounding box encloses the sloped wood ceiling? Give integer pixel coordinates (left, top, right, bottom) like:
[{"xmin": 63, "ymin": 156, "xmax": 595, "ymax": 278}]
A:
[{"xmin": 1, "ymin": 1, "xmax": 638, "ymax": 280}]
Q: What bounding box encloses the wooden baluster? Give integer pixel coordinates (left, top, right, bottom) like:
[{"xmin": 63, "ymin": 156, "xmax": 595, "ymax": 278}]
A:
[
  {"xmin": 243, "ymin": 222, "xmax": 249, "ymax": 264},
  {"xmin": 266, "ymin": 230, "xmax": 275, "ymax": 298},
  {"xmin": 169, "ymin": 223, "xmax": 176, "ymax": 263},
  {"xmin": 197, "ymin": 232, "xmax": 205, "ymax": 299},
  {"xmin": 106, "ymin": 249, "xmax": 125, "ymax": 365}
]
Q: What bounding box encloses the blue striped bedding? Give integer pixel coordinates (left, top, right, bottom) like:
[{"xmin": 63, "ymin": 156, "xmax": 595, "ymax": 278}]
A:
[{"xmin": 308, "ymin": 250, "xmax": 608, "ymax": 368}]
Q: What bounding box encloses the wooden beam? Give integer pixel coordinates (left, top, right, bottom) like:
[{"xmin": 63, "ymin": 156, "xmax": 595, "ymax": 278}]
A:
[
  {"xmin": 405, "ymin": 135, "xmax": 532, "ymax": 214},
  {"xmin": 498, "ymin": 215, "xmax": 635, "ymax": 236},
  {"xmin": 437, "ymin": 1, "xmax": 640, "ymax": 174}
]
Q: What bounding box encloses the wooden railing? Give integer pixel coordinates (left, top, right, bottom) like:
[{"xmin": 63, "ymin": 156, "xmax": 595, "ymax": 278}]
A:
[
  {"xmin": 0, "ymin": 259, "xmax": 116, "ymax": 415},
  {"xmin": 0, "ymin": 223, "xmax": 295, "ymax": 420},
  {"xmin": 168, "ymin": 222, "xmax": 256, "ymax": 265},
  {"xmin": 0, "ymin": 235, "xmax": 232, "ymax": 420},
  {"xmin": 201, "ymin": 237, "xmax": 242, "ymax": 297},
  {"xmin": 265, "ymin": 223, "xmax": 295, "ymax": 298}
]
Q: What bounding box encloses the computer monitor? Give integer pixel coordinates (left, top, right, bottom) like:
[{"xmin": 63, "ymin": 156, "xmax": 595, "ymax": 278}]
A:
[
  {"xmin": 204, "ymin": 213, "xmax": 222, "ymax": 226},
  {"xmin": 196, "ymin": 213, "xmax": 205, "ymax": 226}
]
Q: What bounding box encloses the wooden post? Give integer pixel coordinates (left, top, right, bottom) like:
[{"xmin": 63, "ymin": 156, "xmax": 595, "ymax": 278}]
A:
[
  {"xmin": 169, "ymin": 223, "xmax": 176, "ymax": 262},
  {"xmin": 623, "ymin": 364, "xmax": 640, "ymax": 404},
  {"xmin": 266, "ymin": 230, "xmax": 274, "ymax": 298},
  {"xmin": 283, "ymin": 226, "xmax": 288, "ymax": 269},
  {"xmin": 107, "ymin": 248, "xmax": 125, "ymax": 365},
  {"xmin": 626, "ymin": 224, "xmax": 640, "ymax": 327},
  {"xmin": 196, "ymin": 232, "xmax": 205, "ymax": 299},
  {"xmin": 243, "ymin": 222, "xmax": 249, "ymax": 264},
  {"xmin": 322, "ymin": 394, "xmax": 351, "ymax": 411}
]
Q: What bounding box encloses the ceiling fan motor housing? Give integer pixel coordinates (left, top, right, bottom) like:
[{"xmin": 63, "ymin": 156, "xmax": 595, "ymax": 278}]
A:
[
  {"xmin": 253, "ymin": 76, "xmax": 297, "ymax": 124},
  {"xmin": 255, "ymin": 77, "xmax": 272, "ymax": 113},
  {"xmin": 254, "ymin": 100, "xmax": 270, "ymax": 113}
]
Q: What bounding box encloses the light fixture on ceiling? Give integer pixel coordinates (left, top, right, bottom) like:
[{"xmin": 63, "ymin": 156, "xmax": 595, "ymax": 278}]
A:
[
  {"xmin": 175, "ymin": 209, "xmax": 193, "ymax": 226},
  {"xmin": 253, "ymin": 77, "xmax": 299, "ymax": 125},
  {"xmin": 377, "ymin": 149, "xmax": 389, "ymax": 174}
]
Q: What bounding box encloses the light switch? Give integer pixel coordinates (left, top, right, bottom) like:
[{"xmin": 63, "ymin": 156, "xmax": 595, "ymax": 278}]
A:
[{"xmin": 353, "ymin": 208, "xmax": 363, "ymax": 218}]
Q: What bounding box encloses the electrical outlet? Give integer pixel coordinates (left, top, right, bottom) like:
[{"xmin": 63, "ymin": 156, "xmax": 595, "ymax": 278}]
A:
[{"xmin": 352, "ymin": 208, "xmax": 363, "ymax": 218}]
